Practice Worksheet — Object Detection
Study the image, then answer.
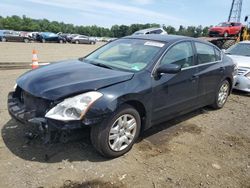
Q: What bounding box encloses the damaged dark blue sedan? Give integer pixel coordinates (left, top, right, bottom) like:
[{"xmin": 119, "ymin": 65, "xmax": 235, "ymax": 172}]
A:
[{"xmin": 8, "ymin": 35, "xmax": 235, "ymax": 158}]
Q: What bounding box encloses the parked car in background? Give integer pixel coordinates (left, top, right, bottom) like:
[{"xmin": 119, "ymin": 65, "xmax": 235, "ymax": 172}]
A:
[
  {"xmin": 209, "ymin": 22, "xmax": 243, "ymax": 37},
  {"xmin": 66, "ymin": 34, "xmax": 79, "ymax": 42},
  {"xmin": 36, "ymin": 32, "xmax": 66, "ymax": 43},
  {"xmin": 71, "ymin": 35, "xmax": 96, "ymax": 44},
  {"xmin": 225, "ymin": 41, "xmax": 250, "ymax": 92},
  {"xmin": 0, "ymin": 30, "xmax": 32, "ymax": 43},
  {"xmin": 132, "ymin": 28, "xmax": 168, "ymax": 35},
  {"xmin": 8, "ymin": 35, "xmax": 235, "ymax": 158}
]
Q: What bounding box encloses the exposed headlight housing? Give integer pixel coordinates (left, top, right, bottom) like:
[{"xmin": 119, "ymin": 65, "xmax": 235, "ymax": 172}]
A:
[{"xmin": 45, "ymin": 91, "xmax": 103, "ymax": 121}]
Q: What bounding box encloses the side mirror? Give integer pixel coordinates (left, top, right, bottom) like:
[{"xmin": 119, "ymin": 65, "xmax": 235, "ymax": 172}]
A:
[{"xmin": 156, "ymin": 64, "xmax": 181, "ymax": 75}]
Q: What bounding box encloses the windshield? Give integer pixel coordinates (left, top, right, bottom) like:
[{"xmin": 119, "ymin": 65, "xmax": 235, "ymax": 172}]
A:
[
  {"xmin": 226, "ymin": 43, "xmax": 250, "ymax": 56},
  {"xmin": 217, "ymin": 22, "xmax": 230, "ymax": 27},
  {"xmin": 84, "ymin": 38, "xmax": 165, "ymax": 72}
]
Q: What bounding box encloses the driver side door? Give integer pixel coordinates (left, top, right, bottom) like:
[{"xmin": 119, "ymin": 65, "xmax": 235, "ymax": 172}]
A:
[{"xmin": 151, "ymin": 41, "xmax": 199, "ymax": 124}]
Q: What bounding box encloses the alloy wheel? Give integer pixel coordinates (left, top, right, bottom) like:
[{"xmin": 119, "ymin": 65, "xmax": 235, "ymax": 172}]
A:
[
  {"xmin": 218, "ymin": 82, "xmax": 229, "ymax": 106},
  {"xmin": 108, "ymin": 114, "xmax": 137, "ymax": 152}
]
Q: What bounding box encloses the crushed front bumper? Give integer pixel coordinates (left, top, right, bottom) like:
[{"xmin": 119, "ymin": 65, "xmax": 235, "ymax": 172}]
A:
[
  {"xmin": 233, "ymin": 75, "xmax": 250, "ymax": 92},
  {"xmin": 8, "ymin": 92, "xmax": 104, "ymax": 143}
]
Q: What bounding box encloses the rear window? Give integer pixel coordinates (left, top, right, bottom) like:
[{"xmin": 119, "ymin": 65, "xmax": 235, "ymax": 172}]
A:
[{"xmin": 195, "ymin": 42, "xmax": 216, "ymax": 64}]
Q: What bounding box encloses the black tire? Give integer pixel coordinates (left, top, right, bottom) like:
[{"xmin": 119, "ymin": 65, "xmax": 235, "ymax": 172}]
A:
[
  {"xmin": 1, "ymin": 37, "xmax": 6, "ymax": 42},
  {"xmin": 224, "ymin": 31, "xmax": 229, "ymax": 38},
  {"xmin": 91, "ymin": 104, "xmax": 141, "ymax": 158},
  {"xmin": 222, "ymin": 40, "xmax": 235, "ymax": 49},
  {"xmin": 211, "ymin": 80, "xmax": 230, "ymax": 109}
]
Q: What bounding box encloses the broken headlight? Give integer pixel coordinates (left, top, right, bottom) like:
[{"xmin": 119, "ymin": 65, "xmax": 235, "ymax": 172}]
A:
[{"xmin": 45, "ymin": 91, "xmax": 103, "ymax": 121}]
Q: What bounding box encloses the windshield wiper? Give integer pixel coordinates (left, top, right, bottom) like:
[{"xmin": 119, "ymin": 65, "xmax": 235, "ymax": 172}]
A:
[{"xmin": 91, "ymin": 62, "xmax": 114, "ymax": 70}]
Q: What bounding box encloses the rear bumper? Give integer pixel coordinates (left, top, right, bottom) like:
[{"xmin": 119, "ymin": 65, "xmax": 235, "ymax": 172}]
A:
[{"xmin": 8, "ymin": 92, "xmax": 105, "ymax": 143}]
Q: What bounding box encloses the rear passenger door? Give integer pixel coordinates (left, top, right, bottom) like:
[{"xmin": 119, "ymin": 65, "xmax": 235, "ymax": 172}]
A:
[{"xmin": 194, "ymin": 42, "xmax": 224, "ymax": 105}]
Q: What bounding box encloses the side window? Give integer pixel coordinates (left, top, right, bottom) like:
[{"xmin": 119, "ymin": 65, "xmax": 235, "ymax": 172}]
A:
[
  {"xmin": 195, "ymin": 42, "xmax": 216, "ymax": 64},
  {"xmin": 214, "ymin": 48, "xmax": 222, "ymax": 61},
  {"xmin": 160, "ymin": 42, "xmax": 195, "ymax": 68}
]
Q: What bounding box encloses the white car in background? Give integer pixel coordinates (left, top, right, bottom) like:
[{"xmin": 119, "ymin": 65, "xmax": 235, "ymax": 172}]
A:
[
  {"xmin": 226, "ymin": 41, "xmax": 250, "ymax": 92},
  {"xmin": 132, "ymin": 28, "xmax": 168, "ymax": 35}
]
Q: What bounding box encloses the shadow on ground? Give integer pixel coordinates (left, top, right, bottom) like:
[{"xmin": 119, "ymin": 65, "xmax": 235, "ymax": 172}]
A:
[
  {"xmin": 2, "ymin": 108, "xmax": 207, "ymax": 163},
  {"xmin": 232, "ymin": 90, "xmax": 250, "ymax": 97}
]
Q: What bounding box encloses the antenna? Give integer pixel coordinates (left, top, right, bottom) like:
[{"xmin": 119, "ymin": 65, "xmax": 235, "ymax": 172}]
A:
[{"xmin": 228, "ymin": 0, "xmax": 243, "ymax": 22}]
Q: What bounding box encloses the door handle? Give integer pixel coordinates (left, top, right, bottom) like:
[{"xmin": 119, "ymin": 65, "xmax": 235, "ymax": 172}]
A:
[
  {"xmin": 219, "ymin": 67, "xmax": 225, "ymax": 72},
  {"xmin": 190, "ymin": 75, "xmax": 199, "ymax": 81}
]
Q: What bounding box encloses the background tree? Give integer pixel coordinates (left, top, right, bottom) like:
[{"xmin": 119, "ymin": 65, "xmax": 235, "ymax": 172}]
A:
[{"xmin": 0, "ymin": 15, "xmax": 211, "ymax": 38}]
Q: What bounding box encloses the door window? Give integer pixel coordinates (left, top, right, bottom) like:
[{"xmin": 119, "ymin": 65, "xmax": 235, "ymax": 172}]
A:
[
  {"xmin": 160, "ymin": 42, "xmax": 195, "ymax": 68},
  {"xmin": 214, "ymin": 48, "xmax": 222, "ymax": 61},
  {"xmin": 195, "ymin": 42, "xmax": 216, "ymax": 64}
]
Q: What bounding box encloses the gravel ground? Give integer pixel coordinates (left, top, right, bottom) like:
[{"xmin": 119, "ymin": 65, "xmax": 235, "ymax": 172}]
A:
[
  {"xmin": 0, "ymin": 43, "xmax": 249, "ymax": 188},
  {"xmin": 0, "ymin": 42, "xmax": 105, "ymax": 63}
]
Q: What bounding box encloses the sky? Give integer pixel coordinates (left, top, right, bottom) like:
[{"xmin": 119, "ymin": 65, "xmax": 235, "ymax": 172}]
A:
[{"xmin": 1, "ymin": 0, "xmax": 250, "ymax": 28}]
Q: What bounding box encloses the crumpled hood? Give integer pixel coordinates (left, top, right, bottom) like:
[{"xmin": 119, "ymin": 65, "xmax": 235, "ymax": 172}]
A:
[
  {"xmin": 17, "ymin": 60, "xmax": 134, "ymax": 100},
  {"xmin": 227, "ymin": 55, "xmax": 250, "ymax": 68}
]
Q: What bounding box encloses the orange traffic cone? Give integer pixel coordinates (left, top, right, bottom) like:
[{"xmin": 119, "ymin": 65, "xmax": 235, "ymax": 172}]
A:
[{"xmin": 31, "ymin": 49, "xmax": 39, "ymax": 69}]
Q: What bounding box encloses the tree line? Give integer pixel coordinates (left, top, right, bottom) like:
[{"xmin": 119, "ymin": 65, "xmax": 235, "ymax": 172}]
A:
[{"xmin": 0, "ymin": 15, "xmax": 211, "ymax": 38}]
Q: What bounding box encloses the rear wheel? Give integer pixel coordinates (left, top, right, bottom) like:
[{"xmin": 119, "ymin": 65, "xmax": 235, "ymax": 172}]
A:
[
  {"xmin": 211, "ymin": 80, "xmax": 230, "ymax": 109},
  {"xmin": 75, "ymin": 40, "xmax": 79, "ymax": 44},
  {"xmin": 42, "ymin": 39, "xmax": 46, "ymax": 43},
  {"xmin": 91, "ymin": 105, "xmax": 141, "ymax": 158},
  {"xmin": 59, "ymin": 39, "xmax": 63, "ymax": 43}
]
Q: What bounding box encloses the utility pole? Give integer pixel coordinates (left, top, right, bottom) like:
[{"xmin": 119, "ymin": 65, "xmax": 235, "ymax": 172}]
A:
[{"xmin": 228, "ymin": 0, "xmax": 243, "ymax": 22}]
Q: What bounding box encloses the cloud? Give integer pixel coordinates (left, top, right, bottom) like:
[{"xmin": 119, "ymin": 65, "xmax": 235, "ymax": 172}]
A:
[{"xmin": 24, "ymin": 0, "xmax": 188, "ymax": 26}]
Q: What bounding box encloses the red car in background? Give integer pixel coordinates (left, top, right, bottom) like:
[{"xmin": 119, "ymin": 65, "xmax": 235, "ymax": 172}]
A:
[{"xmin": 209, "ymin": 22, "xmax": 243, "ymax": 37}]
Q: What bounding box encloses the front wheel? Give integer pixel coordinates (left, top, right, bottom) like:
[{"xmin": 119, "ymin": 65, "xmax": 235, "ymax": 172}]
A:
[
  {"xmin": 224, "ymin": 32, "xmax": 229, "ymax": 38},
  {"xmin": 211, "ymin": 80, "xmax": 230, "ymax": 109},
  {"xmin": 91, "ymin": 105, "xmax": 141, "ymax": 158}
]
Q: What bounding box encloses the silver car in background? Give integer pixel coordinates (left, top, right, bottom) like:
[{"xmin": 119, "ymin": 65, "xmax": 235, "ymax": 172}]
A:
[{"xmin": 226, "ymin": 41, "xmax": 250, "ymax": 92}]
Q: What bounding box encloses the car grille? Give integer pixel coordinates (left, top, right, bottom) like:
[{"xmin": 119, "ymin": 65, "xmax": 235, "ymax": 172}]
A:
[
  {"xmin": 14, "ymin": 86, "xmax": 51, "ymax": 116},
  {"xmin": 237, "ymin": 68, "xmax": 248, "ymax": 76}
]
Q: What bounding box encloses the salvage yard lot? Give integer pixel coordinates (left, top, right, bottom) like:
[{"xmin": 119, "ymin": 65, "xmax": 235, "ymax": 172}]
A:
[{"xmin": 0, "ymin": 43, "xmax": 249, "ymax": 188}]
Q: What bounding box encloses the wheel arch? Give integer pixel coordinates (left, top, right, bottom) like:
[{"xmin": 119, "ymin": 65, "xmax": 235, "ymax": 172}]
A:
[
  {"xmin": 224, "ymin": 77, "xmax": 233, "ymax": 95},
  {"xmin": 122, "ymin": 100, "xmax": 147, "ymax": 132}
]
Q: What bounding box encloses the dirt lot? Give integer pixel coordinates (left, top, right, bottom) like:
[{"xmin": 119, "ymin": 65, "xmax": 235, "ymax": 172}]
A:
[{"xmin": 0, "ymin": 43, "xmax": 249, "ymax": 188}]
